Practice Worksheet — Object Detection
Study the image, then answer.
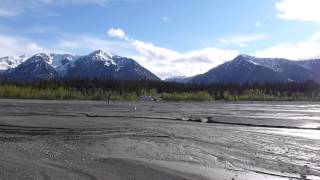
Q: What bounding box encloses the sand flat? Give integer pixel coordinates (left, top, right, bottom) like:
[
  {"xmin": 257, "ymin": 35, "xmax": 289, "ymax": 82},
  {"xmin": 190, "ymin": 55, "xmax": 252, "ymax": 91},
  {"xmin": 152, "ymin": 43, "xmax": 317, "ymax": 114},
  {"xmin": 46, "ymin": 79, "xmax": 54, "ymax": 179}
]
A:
[{"xmin": 0, "ymin": 99, "xmax": 319, "ymax": 180}]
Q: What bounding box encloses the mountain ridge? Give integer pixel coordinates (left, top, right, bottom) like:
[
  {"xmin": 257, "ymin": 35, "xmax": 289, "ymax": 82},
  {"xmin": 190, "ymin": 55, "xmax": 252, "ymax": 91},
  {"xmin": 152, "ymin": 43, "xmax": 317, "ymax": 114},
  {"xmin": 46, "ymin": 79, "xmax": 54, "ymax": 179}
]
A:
[
  {"xmin": 190, "ymin": 55, "xmax": 320, "ymax": 84},
  {"xmin": 1, "ymin": 52, "xmax": 320, "ymax": 83},
  {"xmin": 0, "ymin": 50, "xmax": 160, "ymax": 82}
]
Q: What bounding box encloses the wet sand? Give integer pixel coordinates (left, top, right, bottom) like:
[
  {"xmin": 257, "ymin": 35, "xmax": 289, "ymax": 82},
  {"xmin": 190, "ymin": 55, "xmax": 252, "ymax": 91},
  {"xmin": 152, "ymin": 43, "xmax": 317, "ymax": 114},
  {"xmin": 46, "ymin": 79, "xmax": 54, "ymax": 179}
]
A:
[{"xmin": 0, "ymin": 99, "xmax": 319, "ymax": 180}]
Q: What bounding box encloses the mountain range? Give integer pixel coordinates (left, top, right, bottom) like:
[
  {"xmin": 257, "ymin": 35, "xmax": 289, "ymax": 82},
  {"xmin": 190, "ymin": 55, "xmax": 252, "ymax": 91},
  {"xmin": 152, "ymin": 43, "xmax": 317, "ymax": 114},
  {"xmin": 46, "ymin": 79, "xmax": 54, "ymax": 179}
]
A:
[
  {"xmin": 1, "ymin": 51, "xmax": 320, "ymax": 84},
  {"xmin": 0, "ymin": 50, "xmax": 160, "ymax": 82},
  {"xmin": 189, "ymin": 55, "xmax": 320, "ymax": 84}
]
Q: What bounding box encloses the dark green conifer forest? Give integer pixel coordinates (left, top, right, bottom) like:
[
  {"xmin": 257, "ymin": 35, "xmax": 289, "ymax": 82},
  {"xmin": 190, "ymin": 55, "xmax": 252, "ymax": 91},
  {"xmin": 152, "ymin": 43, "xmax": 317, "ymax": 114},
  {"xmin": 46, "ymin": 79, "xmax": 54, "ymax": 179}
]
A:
[{"xmin": 1, "ymin": 79, "xmax": 320, "ymax": 101}]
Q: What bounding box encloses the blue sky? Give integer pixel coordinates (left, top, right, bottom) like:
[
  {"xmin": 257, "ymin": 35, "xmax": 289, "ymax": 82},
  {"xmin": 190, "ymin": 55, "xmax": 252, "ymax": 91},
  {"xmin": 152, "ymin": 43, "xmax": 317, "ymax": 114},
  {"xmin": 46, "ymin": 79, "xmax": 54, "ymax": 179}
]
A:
[{"xmin": 1, "ymin": 0, "xmax": 320, "ymax": 78}]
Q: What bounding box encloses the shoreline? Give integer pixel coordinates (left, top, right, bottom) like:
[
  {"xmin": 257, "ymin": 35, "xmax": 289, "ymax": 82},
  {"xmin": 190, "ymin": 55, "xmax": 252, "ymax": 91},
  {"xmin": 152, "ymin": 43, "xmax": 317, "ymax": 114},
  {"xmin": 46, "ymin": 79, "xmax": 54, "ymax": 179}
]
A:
[{"xmin": 0, "ymin": 97, "xmax": 319, "ymax": 103}]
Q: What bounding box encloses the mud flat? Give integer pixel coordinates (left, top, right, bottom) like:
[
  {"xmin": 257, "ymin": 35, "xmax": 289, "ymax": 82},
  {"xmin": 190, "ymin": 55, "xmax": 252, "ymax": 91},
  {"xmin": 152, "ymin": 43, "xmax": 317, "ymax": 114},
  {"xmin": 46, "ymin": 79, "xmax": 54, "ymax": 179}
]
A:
[{"xmin": 0, "ymin": 99, "xmax": 319, "ymax": 180}]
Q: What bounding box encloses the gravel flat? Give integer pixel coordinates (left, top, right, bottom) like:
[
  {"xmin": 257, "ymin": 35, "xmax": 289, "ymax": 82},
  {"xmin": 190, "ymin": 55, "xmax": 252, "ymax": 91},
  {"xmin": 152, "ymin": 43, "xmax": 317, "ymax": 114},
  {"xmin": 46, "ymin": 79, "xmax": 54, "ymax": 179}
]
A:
[{"xmin": 0, "ymin": 99, "xmax": 319, "ymax": 180}]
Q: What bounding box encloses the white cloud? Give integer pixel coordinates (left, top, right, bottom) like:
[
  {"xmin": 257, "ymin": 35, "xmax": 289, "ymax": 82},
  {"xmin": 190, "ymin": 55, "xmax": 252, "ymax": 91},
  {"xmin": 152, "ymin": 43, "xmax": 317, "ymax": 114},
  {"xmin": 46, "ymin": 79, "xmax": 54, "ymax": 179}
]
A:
[
  {"xmin": 276, "ymin": 0, "xmax": 320, "ymax": 23},
  {"xmin": 0, "ymin": 32, "xmax": 133, "ymax": 57},
  {"xmin": 309, "ymin": 31, "xmax": 320, "ymax": 42},
  {"xmin": 28, "ymin": 25, "xmax": 59, "ymax": 34},
  {"xmin": 0, "ymin": 0, "xmax": 110, "ymax": 17},
  {"xmin": 2, "ymin": 0, "xmax": 109, "ymax": 6},
  {"xmin": 255, "ymin": 31, "xmax": 320, "ymax": 59},
  {"xmin": 107, "ymin": 28, "xmax": 238, "ymax": 79},
  {"xmin": 38, "ymin": 0, "xmax": 109, "ymax": 6},
  {"xmin": 218, "ymin": 34, "xmax": 266, "ymax": 47},
  {"xmin": 0, "ymin": 35, "xmax": 46, "ymax": 56},
  {"xmin": 54, "ymin": 34, "xmax": 134, "ymax": 55},
  {"xmin": 255, "ymin": 21, "xmax": 261, "ymax": 27},
  {"xmin": 0, "ymin": 9, "xmax": 18, "ymax": 17},
  {"xmin": 133, "ymin": 44, "xmax": 238, "ymax": 79},
  {"xmin": 107, "ymin": 28, "xmax": 128, "ymax": 40},
  {"xmin": 161, "ymin": 16, "xmax": 170, "ymax": 23},
  {"xmin": 0, "ymin": 27, "xmax": 239, "ymax": 79}
]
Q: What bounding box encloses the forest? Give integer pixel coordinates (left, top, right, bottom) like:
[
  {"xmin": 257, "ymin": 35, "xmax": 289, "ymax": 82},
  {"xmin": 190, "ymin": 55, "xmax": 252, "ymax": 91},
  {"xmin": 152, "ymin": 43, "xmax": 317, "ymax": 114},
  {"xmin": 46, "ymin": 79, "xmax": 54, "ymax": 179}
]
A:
[{"xmin": 0, "ymin": 79, "xmax": 320, "ymax": 101}]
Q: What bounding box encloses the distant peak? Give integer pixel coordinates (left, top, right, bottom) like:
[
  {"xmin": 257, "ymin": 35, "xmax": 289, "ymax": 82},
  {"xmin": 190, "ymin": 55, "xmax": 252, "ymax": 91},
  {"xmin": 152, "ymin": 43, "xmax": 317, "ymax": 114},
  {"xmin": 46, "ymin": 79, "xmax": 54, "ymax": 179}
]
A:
[
  {"xmin": 236, "ymin": 54, "xmax": 255, "ymax": 59},
  {"xmin": 29, "ymin": 53, "xmax": 51, "ymax": 63},
  {"xmin": 19, "ymin": 54, "xmax": 29, "ymax": 59},
  {"xmin": 90, "ymin": 49, "xmax": 114, "ymax": 57},
  {"xmin": 233, "ymin": 54, "xmax": 256, "ymax": 62},
  {"xmin": 33, "ymin": 53, "xmax": 50, "ymax": 58},
  {"xmin": 88, "ymin": 50, "xmax": 119, "ymax": 66},
  {"xmin": 91, "ymin": 49, "xmax": 104, "ymax": 54}
]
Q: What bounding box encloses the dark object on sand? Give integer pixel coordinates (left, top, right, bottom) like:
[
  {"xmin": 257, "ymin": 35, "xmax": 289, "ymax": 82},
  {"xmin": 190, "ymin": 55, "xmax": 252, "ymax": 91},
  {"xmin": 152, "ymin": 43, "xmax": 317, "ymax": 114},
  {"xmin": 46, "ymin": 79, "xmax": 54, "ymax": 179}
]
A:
[{"xmin": 139, "ymin": 96, "xmax": 155, "ymax": 101}]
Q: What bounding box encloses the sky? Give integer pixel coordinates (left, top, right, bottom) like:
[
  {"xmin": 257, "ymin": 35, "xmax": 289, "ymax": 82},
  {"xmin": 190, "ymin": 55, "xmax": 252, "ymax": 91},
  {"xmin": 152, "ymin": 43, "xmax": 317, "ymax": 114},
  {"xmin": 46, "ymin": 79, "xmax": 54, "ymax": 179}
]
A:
[{"xmin": 0, "ymin": 0, "xmax": 320, "ymax": 79}]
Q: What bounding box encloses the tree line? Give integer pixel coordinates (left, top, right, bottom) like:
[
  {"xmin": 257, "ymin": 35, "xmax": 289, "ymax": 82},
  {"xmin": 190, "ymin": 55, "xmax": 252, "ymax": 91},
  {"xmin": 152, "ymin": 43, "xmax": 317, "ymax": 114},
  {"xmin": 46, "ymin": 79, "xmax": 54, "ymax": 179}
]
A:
[{"xmin": 1, "ymin": 79, "xmax": 320, "ymax": 101}]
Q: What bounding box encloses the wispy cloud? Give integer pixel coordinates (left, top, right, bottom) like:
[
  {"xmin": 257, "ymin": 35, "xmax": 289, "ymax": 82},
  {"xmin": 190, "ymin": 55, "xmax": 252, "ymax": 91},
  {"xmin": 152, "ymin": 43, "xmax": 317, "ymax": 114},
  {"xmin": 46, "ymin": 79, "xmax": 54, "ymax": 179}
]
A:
[
  {"xmin": 28, "ymin": 25, "xmax": 59, "ymax": 34},
  {"xmin": 161, "ymin": 16, "xmax": 171, "ymax": 23},
  {"xmin": 255, "ymin": 21, "xmax": 261, "ymax": 27},
  {"xmin": 218, "ymin": 34, "xmax": 267, "ymax": 47},
  {"xmin": 53, "ymin": 34, "xmax": 135, "ymax": 55},
  {"xmin": 0, "ymin": 31, "xmax": 135, "ymax": 57},
  {"xmin": 0, "ymin": 34, "xmax": 46, "ymax": 56},
  {"xmin": 38, "ymin": 0, "xmax": 109, "ymax": 6},
  {"xmin": 276, "ymin": 0, "xmax": 320, "ymax": 23},
  {"xmin": 0, "ymin": 0, "xmax": 111, "ymax": 17},
  {"xmin": 255, "ymin": 31, "xmax": 320, "ymax": 59},
  {"xmin": 0, "ymin": 9, "xmax": 18, "ymax": 17}
]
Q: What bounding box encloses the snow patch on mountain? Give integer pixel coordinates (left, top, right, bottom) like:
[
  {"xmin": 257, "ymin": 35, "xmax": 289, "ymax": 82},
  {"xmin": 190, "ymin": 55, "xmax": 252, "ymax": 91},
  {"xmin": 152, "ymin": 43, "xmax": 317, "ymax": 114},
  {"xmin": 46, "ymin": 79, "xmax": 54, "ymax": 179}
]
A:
[
  {"xmin": 0, "ymin": 55, "xmax": 29, "ymax": 70},
  {"xmin": 232, "ymin": 55, "xmax": 303, "ymax": 72},
  {"xmin": 249, "ymin": 58, "xmax": 290, "ymax": 72},
  {"xmin": 50, "ymin": 53, "xmax": 79, "ymax": 74},
  {"xmin": 89, "ymin": 50, "xmax": 116, "ymax": 66},
  {"xmin": 0, "ymin": 50, "xmax": 161, "ymax": 81},
  {"xmin": 165, "ymin": 76, "xmax": 192, "ymax": 83},
  {"xmin": 233, "ymin": 55, "xmax": 258, "ymax": 66},
  {"xmin": 0, "ymin": 53, "xmax": 79, "ymax": 74}
]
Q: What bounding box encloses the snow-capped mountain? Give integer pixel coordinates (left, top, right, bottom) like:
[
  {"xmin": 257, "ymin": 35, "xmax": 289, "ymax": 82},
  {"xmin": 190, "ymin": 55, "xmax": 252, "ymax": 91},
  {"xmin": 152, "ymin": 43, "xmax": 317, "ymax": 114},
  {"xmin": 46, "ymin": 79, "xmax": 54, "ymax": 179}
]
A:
[
  {"xmin": 2, "ymin": 51, "xmax": 320, "ymax": 83},
  {"xmin": 49, "ymin": 53, "xmax": 79, "ymax": 75},
  {"xmin": 164, "ymin": 76, "xmax": 192, "ymax": 83},
  {"xmin": 0, "ymin": 55, "xmax": 29, "ymax": 70},
  {"xmin": 190, "ymin": 55, "xmax": 320, "ymax": 84},
  {"xmin": 3, "ymin": 53, "xmax": 59, "ymax": 81},
  {"xmin": 0, "ymin": 54, "xmax": 78, "ymax": 73},
  {"xmin": 0, "ymin": 50, "xmax": 160, "ymax": 82},
  {"xmin": 66, "ymin": 50, "xmax": 160, "ymax": 80}
]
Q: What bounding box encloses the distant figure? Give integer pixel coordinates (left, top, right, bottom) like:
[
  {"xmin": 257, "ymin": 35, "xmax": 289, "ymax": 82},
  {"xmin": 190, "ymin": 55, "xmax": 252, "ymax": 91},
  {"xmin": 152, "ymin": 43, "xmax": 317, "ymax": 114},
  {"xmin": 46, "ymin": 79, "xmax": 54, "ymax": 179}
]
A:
[
  {"xmin": 139, "ymin": 96, "xmax": 155, "ymax": 101},
  {"xmin": 106, "ymin": 93, "xmax": 112, "ymax": 105}
]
